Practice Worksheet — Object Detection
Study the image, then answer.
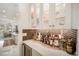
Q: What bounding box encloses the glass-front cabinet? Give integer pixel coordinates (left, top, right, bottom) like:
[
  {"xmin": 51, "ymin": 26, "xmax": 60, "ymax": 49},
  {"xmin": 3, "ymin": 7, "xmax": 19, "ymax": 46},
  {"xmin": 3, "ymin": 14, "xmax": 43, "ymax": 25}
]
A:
[
  {"xmin": 29, "ymin": 3, "xmax": 71, "ymax": 29},
  {"xmin": 30, "ymin": 3, "xmax": 50, "ymax": 29}
]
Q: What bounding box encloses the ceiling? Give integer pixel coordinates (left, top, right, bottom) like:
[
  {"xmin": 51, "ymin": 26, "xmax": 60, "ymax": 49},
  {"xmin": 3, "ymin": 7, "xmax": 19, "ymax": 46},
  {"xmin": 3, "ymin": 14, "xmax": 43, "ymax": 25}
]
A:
[{"xmin": 0, "ymin": 3, "xmax": 19, "ymax": 20}]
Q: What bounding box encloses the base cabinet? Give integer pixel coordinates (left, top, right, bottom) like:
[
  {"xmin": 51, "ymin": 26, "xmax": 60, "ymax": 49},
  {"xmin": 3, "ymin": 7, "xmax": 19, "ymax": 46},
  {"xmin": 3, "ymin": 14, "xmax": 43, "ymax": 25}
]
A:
[
  {"xmin": 0, "ymin": 45, "xmax": 19, "ymax": 56},
  {"xmin": 23, "ymin": 43, "xmax": 32, "ymax": 56},
  {"xmin": 23, "ymin": 43, "xmax": 41, "ymax": 56},
  {"xmin": 32, "ymin": 49, "xmax": 41, "ymax": 56}
]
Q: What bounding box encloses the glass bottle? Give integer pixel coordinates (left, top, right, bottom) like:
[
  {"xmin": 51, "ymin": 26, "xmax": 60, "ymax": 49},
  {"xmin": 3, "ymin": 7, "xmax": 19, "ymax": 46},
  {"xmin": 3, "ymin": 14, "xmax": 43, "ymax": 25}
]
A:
[
  {"xmin": 53, "ymin": 35, "xmax": 59, "ymax": 47},
  {"xmin": 49, "ymin": 34, "xmax": 53, "ymax": 46},
  {"xmin": 66, "ymin": 38, "xmax": 76, "ymax": 54}
]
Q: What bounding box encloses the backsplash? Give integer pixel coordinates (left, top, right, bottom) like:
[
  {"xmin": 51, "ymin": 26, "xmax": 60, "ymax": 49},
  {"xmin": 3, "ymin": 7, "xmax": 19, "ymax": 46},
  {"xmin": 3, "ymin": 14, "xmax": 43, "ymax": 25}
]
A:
[{"xmin": 22, "ymin": 29, "xmax": 37, "ymax": 40}]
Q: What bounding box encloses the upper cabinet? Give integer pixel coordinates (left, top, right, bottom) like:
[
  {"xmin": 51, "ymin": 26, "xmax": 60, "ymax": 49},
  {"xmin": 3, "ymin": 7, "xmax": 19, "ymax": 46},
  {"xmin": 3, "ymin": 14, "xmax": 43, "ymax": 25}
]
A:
[
  {"xmin": 42, "ymin": 4, "xmax": 50, "ymax": 27},
  {"xmin": 29, "ymin": 3, "xmax": 72, "ymax": 29},
  {"xmin": 30, "ymin": 3, "xmax": 50, "ymax": 29},
  {"xmin": 30, "ymin": 4, "xmax": 40, "ymax": 28},
  {"xmin": 54, "ymin": 3, "xmax": 71, "ymax": 29},
  {"xmin": 55, "ymin": 3, "xmax": 65, "ymax": 18},
  {"xmin": 54, "ymin": 3, "xmax": 66, "ymax": 28}
]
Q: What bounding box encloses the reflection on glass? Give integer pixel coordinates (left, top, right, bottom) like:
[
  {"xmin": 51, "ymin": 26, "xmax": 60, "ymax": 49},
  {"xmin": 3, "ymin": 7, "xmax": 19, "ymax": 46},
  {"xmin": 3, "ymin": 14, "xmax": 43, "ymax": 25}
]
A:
[
  {"xmin": 31, "ymin": 4, "xmax": 36, "ymax": 27},
  {"xmin": 36, "ymin": 4, "xmax": 40, "ymax": 25},
  {"xmin": 55, "ymin": 3, "xmax": 66, "ymax": 18},
  {"xmin": 31, "ymin": 4, "xmax": 40, "ymax": 27},
  {"xmin": 42, "ymin": 3, "xmax": 49, "ymax": 23}
]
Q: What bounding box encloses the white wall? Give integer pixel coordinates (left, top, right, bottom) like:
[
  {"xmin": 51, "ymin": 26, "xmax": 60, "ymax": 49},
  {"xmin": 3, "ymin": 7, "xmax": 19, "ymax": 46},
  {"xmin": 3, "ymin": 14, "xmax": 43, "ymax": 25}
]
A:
[
  {"xmin": 71, "ymin": 3, "xmax": 79, "ymax": 55},
  {"xmin": 65, "ymin": 3, "xmax": 72, "ymax": 29},
  {"xmin": 71, "ymin": 4, "xmax": 79, "ymax": 29}
]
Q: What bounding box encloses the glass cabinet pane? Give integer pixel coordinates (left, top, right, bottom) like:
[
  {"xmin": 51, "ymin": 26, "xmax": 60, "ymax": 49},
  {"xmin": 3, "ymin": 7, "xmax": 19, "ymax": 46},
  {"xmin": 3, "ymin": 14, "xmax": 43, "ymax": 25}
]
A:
[
  {"xmin": 55, "ymin": 3, "xmax": 66, "ymax": 26},
  {"xmin": 30, "ymin": 3, "xmax": 50, "ymax": 28},
  {"xmin": 55, "ymin": 3, "xmax": 66, "ymax": 18},
  {"xmin": 42, "ymin": 4, "xmax": 49, "ymax": 23},
  {"xmin": 30, "ymin": 4, "xmax": 40, "ymax": 27},
  {"xmin": 36, "ymin": 4, "xmax": 40, "ymax": 25}
]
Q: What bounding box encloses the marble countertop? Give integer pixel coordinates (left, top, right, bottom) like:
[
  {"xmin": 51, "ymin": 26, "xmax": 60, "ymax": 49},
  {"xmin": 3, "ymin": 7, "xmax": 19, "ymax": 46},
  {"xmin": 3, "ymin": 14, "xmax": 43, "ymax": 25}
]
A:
[{"xmin": 23, "ymin": 40, "xmax": 71, "ymax": 56}]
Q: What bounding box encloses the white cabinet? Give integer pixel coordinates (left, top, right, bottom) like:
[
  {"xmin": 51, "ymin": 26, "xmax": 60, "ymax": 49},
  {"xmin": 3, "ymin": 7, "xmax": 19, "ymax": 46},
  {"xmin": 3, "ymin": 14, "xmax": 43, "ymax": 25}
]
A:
[
  {"xmin": 23, "ymin": 43, "xmax": 32, "ymax": 56},
  {"xmin": 32, "ymin": 49, "xmax": 41, "ymax": 56},
  {"xmin": 28, "ymin": 3, "xmax": 72, "ymax": 29},
  {"xmin": 64, "ymin": 4, "xmax": 72, "ymax": 29},
  {"xmin": 0, "ymin": 45, "xmax": 19, "ymax": 56},
  {"xmin": 10, "ymin": 45, "xmax": 19, "ymax": 56},
  {"xmin": 55, "ymin": 3, "xmax": 65, "ymax": 18},
  {"xmin": 54, "ymin": 3, "xmax": 71, "ymax": 29},
  {"xmin": 0, "ymin": 46, "xmax": 11, "ymax": 56},
  {"xmin": 70, "ymin": 4, "xmax": 79, "ymax": 56}
]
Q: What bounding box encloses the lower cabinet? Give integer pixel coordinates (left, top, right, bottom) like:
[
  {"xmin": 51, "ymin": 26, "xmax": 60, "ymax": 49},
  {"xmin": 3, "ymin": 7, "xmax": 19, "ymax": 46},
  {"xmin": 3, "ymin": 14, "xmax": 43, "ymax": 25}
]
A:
[
  {"xmin": 23, "ymin": 43, "xmax": 41, "ymax": 56},
  {"xmin": 32, "ymin": 49, "xmax": 41, "ymax": 56},
  {"xmin": 0, "ymin": 45, "xmax": 19, "ymax": 56},
  {"xmin": 23, "ymin": 43, "xmax": 32, "ymax": 56}
]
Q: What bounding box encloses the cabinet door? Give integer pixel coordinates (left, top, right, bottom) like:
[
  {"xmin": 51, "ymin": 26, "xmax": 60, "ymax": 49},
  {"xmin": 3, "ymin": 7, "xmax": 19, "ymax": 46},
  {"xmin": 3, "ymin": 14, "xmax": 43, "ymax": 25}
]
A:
[
  {"xmin": 55, "ymin": 3, "xmax": 65, "ymax": 29},
  {"xmin": 0, "ymin": 46, "xmax": 19, "ymax": 56},
  {"xmin": 55, "ymin": 3, "xmax": 71, "ymax": 29},
  {"xmin": 0, "ymin": 47, "xmax": 11, "ymax": 56},
  {"xmin": 10, "ymin": 46, "xmax": 19, "ymax": 56},
  {"xmin": 32, "ymin": 49, "xmax": 41, "ymax": 56},
  {"xmin": 23, "ymin": 44, "xmax": 32, "ymax": 56}
]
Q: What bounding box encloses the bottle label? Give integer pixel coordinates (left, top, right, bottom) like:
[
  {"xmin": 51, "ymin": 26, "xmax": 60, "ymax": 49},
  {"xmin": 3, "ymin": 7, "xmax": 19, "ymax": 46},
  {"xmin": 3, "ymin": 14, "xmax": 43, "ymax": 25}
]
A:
[{"xmin": 50, "ymin": 40, "xmax": 52, "ymax": 45}]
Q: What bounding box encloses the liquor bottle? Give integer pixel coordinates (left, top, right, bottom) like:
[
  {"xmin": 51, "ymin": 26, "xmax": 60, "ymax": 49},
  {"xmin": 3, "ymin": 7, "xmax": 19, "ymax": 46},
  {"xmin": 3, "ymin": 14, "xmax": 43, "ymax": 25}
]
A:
[
  {"xmin": 43, "ymin": 34, "xmax": 49, "ymax": 44},
  {"xmin": 53, "ymin": 35, "xmax": 59, "ymax": 47},
  {"xmin": 49, "ymin": 34, "xmax": 53, "ymax": 46},
  {"xmin": 44, "ymin": 35, "xmax": 47, "ymax": 44},
  {"xmin": 58, "ymin": 34, "xmax": 64, "ymax": 49},
  {"xmin": 47, "ymin": 34, "xmax": 50, "ymax": 45},
  {"xmin": 41, "ymin": 34, "xmax": 45, "ymax": 43},
  {"xmin": 37, "ymin": 32, "xmax": 42, "ymax": 41},
  {"xmin": 66, "ymin": 38, "xmax": 76, "ymax": 54}
]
